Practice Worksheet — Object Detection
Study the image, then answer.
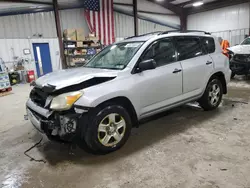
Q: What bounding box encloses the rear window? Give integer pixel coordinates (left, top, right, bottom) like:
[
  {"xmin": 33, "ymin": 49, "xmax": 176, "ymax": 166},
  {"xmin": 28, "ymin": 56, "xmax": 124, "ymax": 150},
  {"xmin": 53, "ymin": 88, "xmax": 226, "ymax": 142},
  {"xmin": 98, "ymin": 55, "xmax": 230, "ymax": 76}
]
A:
[
  {"xmin": 201, "ymin": 37, "xmax": 215, "ymax": 54},
  {"xmin": 175, "ymin": 37, "xmax": 203, "ymax": 61}
]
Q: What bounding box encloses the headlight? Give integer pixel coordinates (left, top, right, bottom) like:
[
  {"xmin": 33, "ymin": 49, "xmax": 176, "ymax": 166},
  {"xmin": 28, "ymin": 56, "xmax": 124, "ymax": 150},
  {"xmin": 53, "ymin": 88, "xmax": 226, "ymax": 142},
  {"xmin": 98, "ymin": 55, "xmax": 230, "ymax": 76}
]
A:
[{"xmin": 50, "ymin": 91, "xmax": 83, "ymax": 111}]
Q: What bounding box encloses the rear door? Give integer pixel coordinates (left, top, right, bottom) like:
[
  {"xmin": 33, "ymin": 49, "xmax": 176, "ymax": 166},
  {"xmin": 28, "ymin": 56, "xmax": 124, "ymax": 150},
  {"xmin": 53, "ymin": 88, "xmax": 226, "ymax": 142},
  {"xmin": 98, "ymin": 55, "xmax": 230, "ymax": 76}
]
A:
[{"xmin": 175, "ymin": 36, "xmax": 214, "ymax": 96}]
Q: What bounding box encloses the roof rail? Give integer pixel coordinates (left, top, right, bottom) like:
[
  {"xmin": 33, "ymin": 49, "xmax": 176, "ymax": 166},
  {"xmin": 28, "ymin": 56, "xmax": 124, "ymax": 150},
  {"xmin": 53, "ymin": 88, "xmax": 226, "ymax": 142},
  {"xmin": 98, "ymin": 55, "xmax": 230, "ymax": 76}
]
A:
[
  {"xmin": 159, "ymin": 30, "xmax": 211, "ymax": 35},
  {"xmin": 125, "ymin": 31, "xmax": 163, "ymax": 39}
]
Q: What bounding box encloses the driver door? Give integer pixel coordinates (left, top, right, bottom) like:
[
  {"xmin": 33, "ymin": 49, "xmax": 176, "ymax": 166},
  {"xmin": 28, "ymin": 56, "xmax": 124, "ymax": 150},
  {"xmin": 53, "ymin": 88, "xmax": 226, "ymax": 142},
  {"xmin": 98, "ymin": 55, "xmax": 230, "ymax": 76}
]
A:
[{"xmin": 132, "ymin": 38, "xmax": 183, "ymax": 118}]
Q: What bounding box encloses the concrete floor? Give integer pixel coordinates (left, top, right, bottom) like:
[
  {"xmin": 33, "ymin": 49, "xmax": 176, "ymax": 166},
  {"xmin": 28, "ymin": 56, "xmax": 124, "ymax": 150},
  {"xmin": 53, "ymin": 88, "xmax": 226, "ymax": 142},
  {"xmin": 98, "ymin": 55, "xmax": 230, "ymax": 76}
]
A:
[{"xmin": 1, "ymin": 77, "xmax": 250, "ymax": 188}]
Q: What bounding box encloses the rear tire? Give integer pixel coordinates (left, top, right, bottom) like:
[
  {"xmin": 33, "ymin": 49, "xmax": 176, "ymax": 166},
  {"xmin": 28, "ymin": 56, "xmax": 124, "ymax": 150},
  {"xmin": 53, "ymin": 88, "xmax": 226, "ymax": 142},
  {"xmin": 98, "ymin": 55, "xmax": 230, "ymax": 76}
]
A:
[
  {"xmin": 199, "ymin": 78, "xmax": 223, "ymax": 111},
  {"xmin": 78, "ymin": 104, "xmax": 132, "ymax": 154}
]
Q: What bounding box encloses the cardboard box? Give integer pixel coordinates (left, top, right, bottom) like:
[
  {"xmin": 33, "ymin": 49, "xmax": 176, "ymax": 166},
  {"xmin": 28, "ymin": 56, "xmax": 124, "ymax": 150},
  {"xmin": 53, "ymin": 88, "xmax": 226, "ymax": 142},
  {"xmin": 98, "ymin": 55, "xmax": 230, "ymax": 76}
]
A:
[
  {"xmin": 86, "ymin": 37, "xmax": 99, "ymax": 43},
  {"xmin": 63, "ymin": 29, "xmax": 76, "ymax": 41},
  {"xmin": 89, "ymin": 33, "xmax": 95, "ymax": 37},
  {"xmin": 90, "ymin": 43, "xmax": 99, "ymax": 47},
  {"xmin": 81, "ymin": 49, "xmax": 87, "ymax": 55},
  {"xmin": 15, "ymin": 65, "xmax": 24, "ymax": 71},
  {"xmin": 76, "ymin": 28, "xmax": 85, "ymax": 41},
  {"xmin": 77, "ymin": 42, "xmax": 83, "ymax": 47}
]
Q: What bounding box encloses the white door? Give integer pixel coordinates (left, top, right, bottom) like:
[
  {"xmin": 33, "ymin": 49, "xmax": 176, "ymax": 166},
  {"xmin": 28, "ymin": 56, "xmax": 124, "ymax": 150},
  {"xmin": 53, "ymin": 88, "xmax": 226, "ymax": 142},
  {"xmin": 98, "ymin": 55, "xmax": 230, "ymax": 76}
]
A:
[
  {"xmin": 175, "ymin": 36, "xmax": 214, "ymax": 96},
  {"xmin": 131, "ymin": 38, "xmax": 183, "ymax": 117}
]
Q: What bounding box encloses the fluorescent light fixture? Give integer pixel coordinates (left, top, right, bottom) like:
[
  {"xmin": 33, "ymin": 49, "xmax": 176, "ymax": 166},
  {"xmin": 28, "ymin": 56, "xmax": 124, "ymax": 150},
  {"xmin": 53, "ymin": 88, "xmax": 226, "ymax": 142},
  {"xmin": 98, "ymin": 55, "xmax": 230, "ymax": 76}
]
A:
[{"xmin": 193, "ymin": 1, "xmax": 204, "ymax": 7}]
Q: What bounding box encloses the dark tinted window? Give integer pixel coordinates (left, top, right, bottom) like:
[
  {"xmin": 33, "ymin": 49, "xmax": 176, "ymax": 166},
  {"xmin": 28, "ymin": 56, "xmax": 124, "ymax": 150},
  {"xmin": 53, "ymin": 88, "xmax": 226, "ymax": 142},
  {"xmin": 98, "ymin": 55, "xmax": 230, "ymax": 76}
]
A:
[
  {"xmin": 241, "ymin": 38, "xmax": 250, "ymax": 45},
  {"xmin": 175, "ymin": 37, "xmax": 203, "ymax": 61},
  {"xmin": 142, "ymin": 38, "xmax": 176, "ymax": 66},
  {"xmin": 201, "ymin": 37, "xmax": 215, "ymax": 54}
]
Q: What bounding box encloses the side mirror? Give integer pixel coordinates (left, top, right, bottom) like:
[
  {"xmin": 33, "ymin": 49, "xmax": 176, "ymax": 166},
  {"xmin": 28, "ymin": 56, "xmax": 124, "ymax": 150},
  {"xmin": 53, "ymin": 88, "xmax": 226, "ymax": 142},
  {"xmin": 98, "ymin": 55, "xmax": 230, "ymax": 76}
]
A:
[{"xmin": 138, "ymin": 59, "xmax": 156, "ymax": 72}]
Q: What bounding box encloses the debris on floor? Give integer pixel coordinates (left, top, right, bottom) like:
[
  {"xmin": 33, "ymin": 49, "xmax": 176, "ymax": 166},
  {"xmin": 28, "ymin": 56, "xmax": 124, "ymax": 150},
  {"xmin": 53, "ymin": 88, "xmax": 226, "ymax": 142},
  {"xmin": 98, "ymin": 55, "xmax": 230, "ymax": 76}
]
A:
[{"xmin": 0, "ymin": 84, "xmax": 250, "ymax": 187}]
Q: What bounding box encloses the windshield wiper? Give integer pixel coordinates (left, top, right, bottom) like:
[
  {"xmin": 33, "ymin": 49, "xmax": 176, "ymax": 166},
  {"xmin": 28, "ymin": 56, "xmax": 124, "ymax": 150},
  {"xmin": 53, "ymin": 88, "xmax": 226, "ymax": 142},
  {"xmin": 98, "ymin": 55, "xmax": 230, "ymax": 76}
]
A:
[{"xmin": 85, "ymin": 66, "xmax": 121, "ymax": 70}]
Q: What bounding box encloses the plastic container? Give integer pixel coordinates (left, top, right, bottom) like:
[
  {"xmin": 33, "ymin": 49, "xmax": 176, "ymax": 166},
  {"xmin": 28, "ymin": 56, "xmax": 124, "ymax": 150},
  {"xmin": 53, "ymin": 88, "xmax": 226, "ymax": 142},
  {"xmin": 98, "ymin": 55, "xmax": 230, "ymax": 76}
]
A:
[{"xmin": 27, "ymin": 70, "xmax": 35, "ymax": 83}]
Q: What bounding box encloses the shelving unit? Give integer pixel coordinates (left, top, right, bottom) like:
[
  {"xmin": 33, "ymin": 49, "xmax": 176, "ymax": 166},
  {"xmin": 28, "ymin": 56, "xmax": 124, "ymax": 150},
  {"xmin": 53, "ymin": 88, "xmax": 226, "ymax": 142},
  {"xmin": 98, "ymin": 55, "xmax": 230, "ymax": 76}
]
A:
[{"xmin": 64, "ymin": 40, "xmax": 102, "ymax": 67}]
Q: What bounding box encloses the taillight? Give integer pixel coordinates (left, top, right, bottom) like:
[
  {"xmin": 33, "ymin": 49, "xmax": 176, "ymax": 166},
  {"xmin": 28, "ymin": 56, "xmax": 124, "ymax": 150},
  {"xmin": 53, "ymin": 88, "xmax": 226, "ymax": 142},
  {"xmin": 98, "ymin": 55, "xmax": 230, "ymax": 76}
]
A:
[{"xmin": 222, "ymin": 52, "xmax": 229, "ymax": 58}]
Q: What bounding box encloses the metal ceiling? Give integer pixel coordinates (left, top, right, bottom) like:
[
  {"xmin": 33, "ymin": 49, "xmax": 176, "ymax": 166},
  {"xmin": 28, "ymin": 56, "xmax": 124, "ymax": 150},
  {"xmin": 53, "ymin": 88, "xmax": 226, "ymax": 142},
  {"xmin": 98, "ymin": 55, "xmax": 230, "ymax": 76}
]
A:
[
  {"xmin": 147, "ymin": 0, "xmax": 250, "ymax": 15},
  {"xmin": 0, "ymin": 0, "xmax": 249, "ymax": 16},
  {"xmin": 0, "ymin": 0, "xmax": 84, "ymax": 16}
]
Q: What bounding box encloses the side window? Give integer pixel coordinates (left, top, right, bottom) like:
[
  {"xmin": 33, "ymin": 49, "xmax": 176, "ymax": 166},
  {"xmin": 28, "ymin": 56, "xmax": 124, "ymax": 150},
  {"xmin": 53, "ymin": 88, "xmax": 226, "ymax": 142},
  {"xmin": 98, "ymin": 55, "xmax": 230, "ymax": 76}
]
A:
[
  {"xmin": 201, "ymin": 37, "xmax": 216, "ymax": 54},
  {"xmin": 175, "ymin": 37, "xmax": 203, "ymax": 61},
  {"xmin": 142, "ymin": 38, "xmax": 176, "ymax": 67}
]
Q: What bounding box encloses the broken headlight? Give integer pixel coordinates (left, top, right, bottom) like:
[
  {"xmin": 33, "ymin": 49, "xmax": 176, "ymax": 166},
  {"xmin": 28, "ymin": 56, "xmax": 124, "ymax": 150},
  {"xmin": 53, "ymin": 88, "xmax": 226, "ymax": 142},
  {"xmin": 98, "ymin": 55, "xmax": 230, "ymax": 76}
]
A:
[
  {"xmin": 50, "ymin": 91, "xmax": 83, "ymax": 111},
  {"xmin": 228, "ymin": 51, "xmax": 234, "ymax": 60}
]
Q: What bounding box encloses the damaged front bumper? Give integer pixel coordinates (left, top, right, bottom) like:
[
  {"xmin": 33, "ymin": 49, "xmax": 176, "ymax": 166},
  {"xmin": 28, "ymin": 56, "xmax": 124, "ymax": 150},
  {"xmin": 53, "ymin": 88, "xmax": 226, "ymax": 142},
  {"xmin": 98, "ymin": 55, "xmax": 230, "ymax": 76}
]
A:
[
  {"xmin": 26, "ymin": 99, "xmax": 86, "ymax": 141},
  {"xmin": 26, "ymin": 99, "xmax": 53, "ymax": 133},
  {"xmin": 230, "ymin": 60, "xmax": 250, "ymax": 75}
]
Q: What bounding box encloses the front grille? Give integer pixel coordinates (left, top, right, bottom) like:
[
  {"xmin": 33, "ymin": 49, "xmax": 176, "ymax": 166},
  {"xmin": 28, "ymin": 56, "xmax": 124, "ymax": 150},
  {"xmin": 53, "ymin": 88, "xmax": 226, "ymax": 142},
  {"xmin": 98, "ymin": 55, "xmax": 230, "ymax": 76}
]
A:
[
  {"xmin": 233, "ymin": 54, "xmax": 250, "ymax": 62},
  {"xmin": 30, "ymin": 87, "xmax": 48, "ymax": 107}
]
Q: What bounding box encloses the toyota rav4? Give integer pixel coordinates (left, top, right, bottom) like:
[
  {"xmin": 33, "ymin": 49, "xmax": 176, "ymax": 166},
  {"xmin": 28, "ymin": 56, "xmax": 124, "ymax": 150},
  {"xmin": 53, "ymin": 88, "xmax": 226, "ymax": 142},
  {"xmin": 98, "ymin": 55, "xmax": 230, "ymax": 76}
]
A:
[{"xmin": 26, "ymin": 31, "xmax": 231, "ymax": 154}]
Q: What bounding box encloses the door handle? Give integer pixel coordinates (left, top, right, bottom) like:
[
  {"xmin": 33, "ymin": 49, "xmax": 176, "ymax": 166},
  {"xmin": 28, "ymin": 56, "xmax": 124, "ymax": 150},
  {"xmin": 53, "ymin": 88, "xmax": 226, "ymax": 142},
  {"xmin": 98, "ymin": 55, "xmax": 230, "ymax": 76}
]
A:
[
  {"xmin": 173, "ymin": 68, "xmax": 182, "ymax": 73},
  {"xmin": 206, "ymin": 61, "xmax": 213, "ymax": 65}
]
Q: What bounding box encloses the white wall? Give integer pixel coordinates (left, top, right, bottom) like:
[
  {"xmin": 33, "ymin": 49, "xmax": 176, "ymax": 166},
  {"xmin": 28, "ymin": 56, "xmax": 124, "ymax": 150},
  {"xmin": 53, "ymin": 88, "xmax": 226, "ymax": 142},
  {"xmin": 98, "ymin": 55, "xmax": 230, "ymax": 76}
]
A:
[
  {"xmin": 187, "ymin": 3, "xmax": 250, "ymax": 46},
  {"xmin": 0, "ymin": 38, "xmax": 61, "ymax": 77},
  {"xmin": 0, "ymin": 8, "xmax": 89, "ymax": 39},
  {"xmin": 113, "ymin": 0, "xmax": 180, "ymax": 29},
  {"xmin": 188, "ymin": 3, "xmax": 250, "ymax": 32},
  {"xmin": 114, "ymin": 12, "xmax": 173, "ymax": 40}
]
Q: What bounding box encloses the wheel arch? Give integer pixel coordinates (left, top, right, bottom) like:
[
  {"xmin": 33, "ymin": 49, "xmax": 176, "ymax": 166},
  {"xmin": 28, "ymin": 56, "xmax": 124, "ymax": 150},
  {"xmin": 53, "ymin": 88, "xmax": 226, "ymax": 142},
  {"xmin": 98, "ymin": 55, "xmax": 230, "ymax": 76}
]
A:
[
  {"xmin": 209, "ymin": 71, "xmax": 227, "ymax": 94},
  {"xmin": 94, "ymin": 96, "xmax": 139, "ymax": 127}
]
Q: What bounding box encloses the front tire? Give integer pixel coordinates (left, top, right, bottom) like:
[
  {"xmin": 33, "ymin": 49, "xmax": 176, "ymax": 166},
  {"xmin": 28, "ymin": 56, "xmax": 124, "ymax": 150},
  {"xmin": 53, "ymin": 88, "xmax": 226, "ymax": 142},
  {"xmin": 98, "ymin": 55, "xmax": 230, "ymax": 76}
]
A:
[
  {"xmin": 199, "ymin": 78, "xmax": 223, "ymax": 111},
  {"xmin": 80, "ymin": 104, "xmax": 132, "ymax": 154}
]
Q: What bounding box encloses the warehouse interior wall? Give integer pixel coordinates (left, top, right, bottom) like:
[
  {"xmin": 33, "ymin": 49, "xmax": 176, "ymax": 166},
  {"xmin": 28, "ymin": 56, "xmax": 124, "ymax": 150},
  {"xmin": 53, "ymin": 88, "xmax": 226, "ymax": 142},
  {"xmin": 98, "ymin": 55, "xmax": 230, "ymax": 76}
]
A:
[
  {"xmin": 114, "ymin": 12, "xmax": 173, "ymax": 41},
  {"xmin": 187, "ymin": 3, "xmax": 250, "ymax": 46},
  {"xmin": 0, "ymin": 39, "xmax": 61, "ymax": 76},
  {"xmin": 0, "ymin": 4, "xmax": 178, "ymax": 73},
  {"xmin": 114, "ymin": 0, "xmax": 180, "ymax": 37},
  {"xmin": 0, "ymin": 8, "xmax": 89, "ymax": 74}
]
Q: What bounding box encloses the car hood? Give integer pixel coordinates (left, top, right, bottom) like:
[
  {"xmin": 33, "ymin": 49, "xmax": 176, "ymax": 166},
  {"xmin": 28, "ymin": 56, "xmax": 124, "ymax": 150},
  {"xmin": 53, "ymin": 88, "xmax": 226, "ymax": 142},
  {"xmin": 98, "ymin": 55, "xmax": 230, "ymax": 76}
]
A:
[
  {"xmin": 35, "ymin": 67, "xmax": 119, "ymax": 90},
  {"xmin": 228, "ymin": 45, "xmax": 250, "ymax": 54}
]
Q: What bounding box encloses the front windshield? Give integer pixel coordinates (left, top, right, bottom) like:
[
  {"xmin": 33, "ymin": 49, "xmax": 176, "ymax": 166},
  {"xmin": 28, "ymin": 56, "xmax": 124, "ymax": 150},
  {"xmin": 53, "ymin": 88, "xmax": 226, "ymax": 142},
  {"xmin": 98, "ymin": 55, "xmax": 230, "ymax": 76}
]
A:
[
  {"xmin": 241, "ymin": 38, "xmax": 250, "ymax": 45},
  {"xmin": 85, "ymin": 42, "xmax": 144, "ymax": 70}
]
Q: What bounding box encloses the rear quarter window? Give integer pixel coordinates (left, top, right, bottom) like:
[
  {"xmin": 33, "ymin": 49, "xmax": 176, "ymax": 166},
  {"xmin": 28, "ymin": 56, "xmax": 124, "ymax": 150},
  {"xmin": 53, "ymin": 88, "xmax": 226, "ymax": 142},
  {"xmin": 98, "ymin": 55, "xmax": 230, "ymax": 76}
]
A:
[{"xmin": 201, "ymin": 37, "xmax": 215, "ymax": 54}]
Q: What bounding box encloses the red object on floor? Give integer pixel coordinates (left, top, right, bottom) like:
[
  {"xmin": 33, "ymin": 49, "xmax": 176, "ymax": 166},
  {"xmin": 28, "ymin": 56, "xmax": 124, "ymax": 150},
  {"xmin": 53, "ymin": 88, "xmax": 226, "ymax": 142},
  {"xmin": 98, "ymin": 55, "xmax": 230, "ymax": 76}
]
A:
[
  {"xmin": 27, "ymin": 70, "xmax": 35, "ymax": 83},
  {"xmin": 0, "ymin": 87, "xmax": 12, "ymax": 93}
]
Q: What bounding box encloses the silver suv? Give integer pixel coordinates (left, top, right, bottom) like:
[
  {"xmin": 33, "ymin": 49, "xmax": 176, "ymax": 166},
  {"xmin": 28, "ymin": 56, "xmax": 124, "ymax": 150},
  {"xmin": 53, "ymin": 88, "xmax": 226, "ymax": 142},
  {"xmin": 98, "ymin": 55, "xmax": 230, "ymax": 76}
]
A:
[{"xmin": 26, "ymin": 31, "xmax": 231, "ymax": 154}]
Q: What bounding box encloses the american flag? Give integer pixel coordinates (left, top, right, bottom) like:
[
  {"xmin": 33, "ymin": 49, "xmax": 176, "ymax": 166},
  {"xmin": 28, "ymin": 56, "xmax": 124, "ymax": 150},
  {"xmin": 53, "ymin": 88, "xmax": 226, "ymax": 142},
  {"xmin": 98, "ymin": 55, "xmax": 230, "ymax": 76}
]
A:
[{"xmin": 84, "ymin": 0, "xmax": 115, "ymax": 45}]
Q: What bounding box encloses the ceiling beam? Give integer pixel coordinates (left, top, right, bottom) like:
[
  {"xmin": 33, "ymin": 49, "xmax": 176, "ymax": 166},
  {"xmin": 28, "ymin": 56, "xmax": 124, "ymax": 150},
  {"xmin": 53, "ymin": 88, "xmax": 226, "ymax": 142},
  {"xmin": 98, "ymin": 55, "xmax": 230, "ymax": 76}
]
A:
[
  {"xmin": 146, "ymin": 0, "xmax": 182, "ymax": 16},
  {"xmin": 0, "ymin": 0, "xmax": 53, "ymax": 5},
  {"xmin": 177, "ymin": 0, "xmax": 201, "ymax": 7},
  {"xmin": 187, "ymin": 0, "xmax": 250, "ymax": 14},
  {"xmin": 133, "ymin": 0, "xmax": 139, "ymax": 36},
  {"xmin": 113, "ymin": 2, "xmax": 176, "ymax": 15}
]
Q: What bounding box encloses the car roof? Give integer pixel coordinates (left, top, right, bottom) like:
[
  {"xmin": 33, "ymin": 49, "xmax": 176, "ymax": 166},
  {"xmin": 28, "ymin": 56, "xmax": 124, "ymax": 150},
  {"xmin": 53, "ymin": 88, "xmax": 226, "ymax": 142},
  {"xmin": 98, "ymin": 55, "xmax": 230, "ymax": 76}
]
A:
[{"xmin": 122, "ymin": 32, "xmax": 214, "ymax": 43}]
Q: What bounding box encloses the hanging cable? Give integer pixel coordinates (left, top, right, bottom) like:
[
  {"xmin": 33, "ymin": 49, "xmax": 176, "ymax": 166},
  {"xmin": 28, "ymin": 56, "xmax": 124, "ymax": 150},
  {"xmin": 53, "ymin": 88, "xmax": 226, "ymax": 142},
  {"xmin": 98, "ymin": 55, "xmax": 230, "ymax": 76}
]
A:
[{"xmin": 24, "ymin": 137, "xmax": 46, "ymax": 163}]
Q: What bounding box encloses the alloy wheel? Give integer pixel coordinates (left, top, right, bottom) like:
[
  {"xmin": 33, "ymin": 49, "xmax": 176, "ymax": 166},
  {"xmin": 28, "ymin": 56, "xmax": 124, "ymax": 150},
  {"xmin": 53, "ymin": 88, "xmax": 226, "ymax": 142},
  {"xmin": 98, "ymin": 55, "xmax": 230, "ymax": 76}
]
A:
[
  {"xmin": 209, "ymin": 83, "xmax": 221, "ymax": 106},
  {"xmin": 98, "ymin": 113, "xmax": 126, "ymax": 147}
]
